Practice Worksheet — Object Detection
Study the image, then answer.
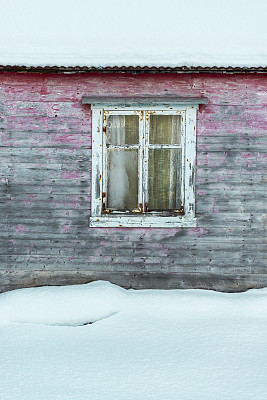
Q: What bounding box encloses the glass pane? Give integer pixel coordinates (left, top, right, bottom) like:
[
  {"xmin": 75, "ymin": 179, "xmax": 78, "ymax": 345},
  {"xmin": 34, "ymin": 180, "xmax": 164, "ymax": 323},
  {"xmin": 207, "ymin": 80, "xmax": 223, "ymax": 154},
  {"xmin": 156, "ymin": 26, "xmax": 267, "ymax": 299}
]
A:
[
  {"xmin": 148, "ymin": 149, "xmax": 182, "ymax": 210},
  {"xmin": 106, "ymin": 115, "xmax": 139, "ymax": 145},
  {"xmin": 150, "ymin": 115, "xmax": 181, "ymax": 144},
  {"xmin": 107, "ymin": 149, "xmax": 138, "ymax": 210}
]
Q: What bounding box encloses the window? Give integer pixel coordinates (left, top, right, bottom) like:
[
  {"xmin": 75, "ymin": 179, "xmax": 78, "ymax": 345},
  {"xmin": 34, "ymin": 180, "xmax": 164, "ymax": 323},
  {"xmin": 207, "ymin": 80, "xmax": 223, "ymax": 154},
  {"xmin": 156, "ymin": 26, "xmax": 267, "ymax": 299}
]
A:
[{"xmin": 83, "ymin": 96, "xmax": 207, "ymax": 227}]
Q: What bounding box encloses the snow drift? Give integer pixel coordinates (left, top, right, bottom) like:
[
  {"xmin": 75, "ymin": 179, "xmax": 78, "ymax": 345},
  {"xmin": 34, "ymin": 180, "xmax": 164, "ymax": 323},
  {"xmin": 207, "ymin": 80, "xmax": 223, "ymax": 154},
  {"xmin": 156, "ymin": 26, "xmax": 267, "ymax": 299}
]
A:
[
  {"xmin": 0, "ymin": 281, "xmax": 266, "ymax": 326},
  {"xmin": 0, "ymin": 281, "xmax": 127, "ymax": 326},
  {"xmin": 0, "ymin": 281, "xmax": 266, "ymax": 400}
]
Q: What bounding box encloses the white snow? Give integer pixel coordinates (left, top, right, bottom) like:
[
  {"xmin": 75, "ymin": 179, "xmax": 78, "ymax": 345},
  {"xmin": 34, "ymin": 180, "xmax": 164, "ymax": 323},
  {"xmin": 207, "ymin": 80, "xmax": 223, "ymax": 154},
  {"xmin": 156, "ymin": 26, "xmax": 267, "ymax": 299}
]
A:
[
  {"xmin": 0, "ymin": 281, "xmax": 266, "ymax": 400},
  {"xmin": 0, "ymin": 281, "xmax": 126, "ymax": 326},
  {"xmin": 0, "ymin": 0, "xmax": 266, "ymax": 68}
]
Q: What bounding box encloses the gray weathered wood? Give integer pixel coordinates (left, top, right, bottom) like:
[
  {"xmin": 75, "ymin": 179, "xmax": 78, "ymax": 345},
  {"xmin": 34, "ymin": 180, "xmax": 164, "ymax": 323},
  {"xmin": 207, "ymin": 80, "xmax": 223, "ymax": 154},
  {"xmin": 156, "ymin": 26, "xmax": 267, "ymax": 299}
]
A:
[{"xmin": 0, "ymin": 71, "xmax": 266, "ymax": 293}]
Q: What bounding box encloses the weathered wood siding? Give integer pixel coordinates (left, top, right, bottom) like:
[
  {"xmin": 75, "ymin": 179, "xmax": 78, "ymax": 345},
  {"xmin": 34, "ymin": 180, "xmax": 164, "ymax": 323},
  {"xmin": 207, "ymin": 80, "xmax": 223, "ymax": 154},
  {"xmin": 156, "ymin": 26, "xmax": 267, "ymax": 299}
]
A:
[{"xmin": 0, "ymin": 72, "xmax": 266, "ymax": 292}]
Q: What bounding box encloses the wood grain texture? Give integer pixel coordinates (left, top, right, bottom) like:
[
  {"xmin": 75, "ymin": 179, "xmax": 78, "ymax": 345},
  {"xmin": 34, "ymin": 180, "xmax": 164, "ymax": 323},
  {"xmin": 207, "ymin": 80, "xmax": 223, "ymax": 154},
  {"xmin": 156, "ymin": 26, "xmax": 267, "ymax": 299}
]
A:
[{"xmin": 0, "ymin": 71, "xmax": 266, "ymax": 292}]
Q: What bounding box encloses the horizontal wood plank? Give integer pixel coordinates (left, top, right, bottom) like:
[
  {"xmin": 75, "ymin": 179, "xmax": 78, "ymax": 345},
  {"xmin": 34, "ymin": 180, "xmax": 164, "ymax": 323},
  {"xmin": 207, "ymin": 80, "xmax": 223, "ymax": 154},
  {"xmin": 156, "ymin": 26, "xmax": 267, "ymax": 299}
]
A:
[{"xmin": 0, "ymin": 72, "xmax": 266, "ymax": 292}]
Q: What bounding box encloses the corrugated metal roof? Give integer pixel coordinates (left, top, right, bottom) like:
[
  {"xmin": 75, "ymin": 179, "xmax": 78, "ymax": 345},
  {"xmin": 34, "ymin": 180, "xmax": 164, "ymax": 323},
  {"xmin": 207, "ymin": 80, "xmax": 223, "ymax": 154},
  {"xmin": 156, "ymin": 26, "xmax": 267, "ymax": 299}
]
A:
[{"xmin": 0, "ymin": 65, "xmax": 267, "ymax": 74}]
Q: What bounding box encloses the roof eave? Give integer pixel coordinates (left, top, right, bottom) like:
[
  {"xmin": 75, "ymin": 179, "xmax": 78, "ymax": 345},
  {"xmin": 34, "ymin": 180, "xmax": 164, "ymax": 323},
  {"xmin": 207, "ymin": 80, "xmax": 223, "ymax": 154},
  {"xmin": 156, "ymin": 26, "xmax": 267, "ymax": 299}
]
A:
[{"xmin": 0, "ymin": 65, "xmax": 267, "ymax": 74}]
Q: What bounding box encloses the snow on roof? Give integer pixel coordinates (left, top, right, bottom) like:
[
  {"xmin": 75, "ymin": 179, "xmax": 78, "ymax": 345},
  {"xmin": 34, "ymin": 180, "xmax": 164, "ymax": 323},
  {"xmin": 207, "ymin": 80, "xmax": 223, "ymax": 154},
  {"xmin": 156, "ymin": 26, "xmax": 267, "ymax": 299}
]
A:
[{"xmin": 1, "ymin": 0, "xmax": 267, "ymax": 69}]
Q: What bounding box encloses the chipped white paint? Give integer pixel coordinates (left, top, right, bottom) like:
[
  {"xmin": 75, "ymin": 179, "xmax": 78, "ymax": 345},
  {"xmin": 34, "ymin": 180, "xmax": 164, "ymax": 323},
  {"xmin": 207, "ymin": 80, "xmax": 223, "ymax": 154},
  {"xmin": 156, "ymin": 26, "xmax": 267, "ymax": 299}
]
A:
[
  {"xmin": 91, "ymin": 109, "xmax": 103, "ymax": 217},
  {"xmin": 90, "ymin": 215, "xmax": 196, "ymax": 228},
  {"xmin": 184, "ymin": 107, "xmax": 197, "ymax": 219}
]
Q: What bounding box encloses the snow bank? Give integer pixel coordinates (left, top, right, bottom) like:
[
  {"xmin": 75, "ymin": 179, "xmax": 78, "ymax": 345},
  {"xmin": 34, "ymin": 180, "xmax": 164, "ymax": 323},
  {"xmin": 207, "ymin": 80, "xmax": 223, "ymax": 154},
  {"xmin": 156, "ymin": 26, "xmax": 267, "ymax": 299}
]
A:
[
  {"xmin": 0, "ymin": 282, "xmax": 266, "ymax": 400},
  {"xmin": 0, "ymin": 281, "xmax": 266, "ymax": 327},
  {"xmin": 128, "ymin": 288, "xmax": 267, "ymax": 320},
  {"xmin": 0, "ymin": 0, "xmax": 266, "ymax": 67},
  {"xmin": 0, "ymin": 281, "xmax": 127, "ymax": 326}
]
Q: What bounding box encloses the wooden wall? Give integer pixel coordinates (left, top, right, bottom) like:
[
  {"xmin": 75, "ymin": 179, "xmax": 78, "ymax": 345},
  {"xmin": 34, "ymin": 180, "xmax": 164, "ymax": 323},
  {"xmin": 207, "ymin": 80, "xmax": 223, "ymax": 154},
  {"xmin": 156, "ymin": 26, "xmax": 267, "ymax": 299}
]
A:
[{"xmin": 0, "ymin": 72, "xmax": 266, "ymax": 292}]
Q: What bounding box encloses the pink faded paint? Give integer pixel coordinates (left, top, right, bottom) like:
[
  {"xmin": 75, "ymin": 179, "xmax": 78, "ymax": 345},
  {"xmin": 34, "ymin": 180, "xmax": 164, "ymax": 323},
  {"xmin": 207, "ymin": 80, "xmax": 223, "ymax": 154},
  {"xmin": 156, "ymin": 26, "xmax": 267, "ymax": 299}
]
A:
[
  {"xmin": 196, "ymin": 190, "xmax": 207, "ymax": 196},
  {"xmin": 196, "ymin": 152, "xmax": 228, "ymax": 168},
  {"xmin": 60, "ymin": 171, "xmax": 83, "ymax": 179},
  {"xmin": 242, "ymin": 152, "xmax": 254, "ymax": 159},
  {"xmin": 13, "ymin": 225, "xmax": 28, "ymax": 233},
  {"xmin": 60, "ymin": 222, "xmax": 71, "ymax": 232},
  {"xmin": 1, "ymin": 71, "xmax": 266, "ymax": 248},
  {"xmin": 188, "ymin": 228, "xmax": 208, "ymax": 237},
  {"xmin": 22, "ymin": 200, "xmax": 33, "ymax": 206},
  {"xmin": 207, "ymin": 206, "xmax": 220, "ymax": 213},
  {"xmin": 257, "ymin": 153, "xmax": 267, "ymax": 160},
  {"xmin": 101, "ymin": 228, "xmax": 179, "ymax": 240}
]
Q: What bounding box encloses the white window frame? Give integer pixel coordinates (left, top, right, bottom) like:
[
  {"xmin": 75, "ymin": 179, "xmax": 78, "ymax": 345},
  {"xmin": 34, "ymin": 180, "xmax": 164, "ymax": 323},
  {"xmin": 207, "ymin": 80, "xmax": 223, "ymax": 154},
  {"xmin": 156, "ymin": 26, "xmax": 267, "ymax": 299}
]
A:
[{"xmin": 84, "ymin": 97, "xmax": 207, "ymax": 228}]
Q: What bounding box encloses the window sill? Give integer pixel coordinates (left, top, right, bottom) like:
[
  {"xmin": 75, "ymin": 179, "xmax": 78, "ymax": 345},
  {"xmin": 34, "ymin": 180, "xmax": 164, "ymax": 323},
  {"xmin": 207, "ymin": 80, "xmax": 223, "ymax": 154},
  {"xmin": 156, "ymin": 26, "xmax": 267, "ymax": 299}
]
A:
[{"xmin": 89, "ymin": 215, "xmax": 196, "ymax": 228}]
